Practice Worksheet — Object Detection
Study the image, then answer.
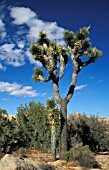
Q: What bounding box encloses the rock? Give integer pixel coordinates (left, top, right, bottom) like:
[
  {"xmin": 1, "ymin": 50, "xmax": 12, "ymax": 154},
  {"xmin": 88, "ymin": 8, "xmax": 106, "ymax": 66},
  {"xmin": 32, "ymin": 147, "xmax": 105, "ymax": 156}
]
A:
[
  {"xmin": 0, "ymin": 154, "xmax": 56, "ymax": 170},
  {"xmin": 0, "ymin": 154, "xmax": 37, "ymax": 170},
  {"xmin": 72, "ymin": 167, "xmax": 88, "ymax": 170},
  {"xmin": 90, "ymin": 169, "xmax": 102, "ymax": 170}
]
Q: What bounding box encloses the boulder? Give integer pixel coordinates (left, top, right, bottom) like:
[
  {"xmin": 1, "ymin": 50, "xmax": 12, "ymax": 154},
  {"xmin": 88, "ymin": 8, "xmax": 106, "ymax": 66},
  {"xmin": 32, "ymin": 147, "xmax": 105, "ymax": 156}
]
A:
[{"xmin": 0, "ymin": 154, "xmax": 37, "ymax": 170}]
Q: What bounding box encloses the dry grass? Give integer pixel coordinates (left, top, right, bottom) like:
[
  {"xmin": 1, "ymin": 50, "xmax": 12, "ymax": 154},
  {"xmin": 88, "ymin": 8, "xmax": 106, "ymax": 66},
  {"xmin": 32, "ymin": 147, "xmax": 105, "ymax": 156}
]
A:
[
  {"xmin": 12, "ymin": 148, "xmax": 109, "ymax": 170},
  {"xmin": 13, "ymin": 148, "xmax": 89, "ymax": 170},
  {"xmin": 13, "ymin": 148, "xmax": 86, "ymax": 170}
]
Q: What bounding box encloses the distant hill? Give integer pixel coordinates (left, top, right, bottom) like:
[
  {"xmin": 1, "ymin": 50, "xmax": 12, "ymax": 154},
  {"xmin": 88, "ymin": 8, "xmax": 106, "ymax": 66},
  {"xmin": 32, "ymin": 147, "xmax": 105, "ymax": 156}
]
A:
[
  {"xmin": 6, "ymin": 112, "xmax": 109, "ymax": 125},
  {"xmin": 69, "ymin": 112, "xmax": 109, "ymax": 124},
  {"xmin": 1, "ymin": 112, "xmax": 15, "ymax": 120}
]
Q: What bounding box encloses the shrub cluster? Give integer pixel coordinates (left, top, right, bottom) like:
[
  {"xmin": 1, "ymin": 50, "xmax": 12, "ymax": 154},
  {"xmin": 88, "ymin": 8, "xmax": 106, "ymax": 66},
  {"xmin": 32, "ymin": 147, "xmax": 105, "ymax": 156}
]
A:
[
  {"xmin": 0, "ymin": 104, "xmax": 109, "ymax": 167},
  {"xmin": 0, "ymin": 109, "xmax": 19, "ymax": 157},
  {"xmin": 64, "ymin": 145, "xmax": 97, "ymax": 168},
  {"xmin": 0, "ymin": 100, "xmax": 60, "ymax": 157},
  {"xmin": 68, "ymin": 113, "xmax": 109, "ymax": 152}
]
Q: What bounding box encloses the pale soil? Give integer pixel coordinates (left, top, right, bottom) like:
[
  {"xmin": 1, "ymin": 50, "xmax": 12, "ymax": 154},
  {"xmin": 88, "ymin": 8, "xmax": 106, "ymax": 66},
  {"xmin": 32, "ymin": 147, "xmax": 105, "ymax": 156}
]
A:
[
  {"xmin": 12, "ymin": 149, "xmax": 109, "ymax": 170},
  {"xmin": 23, "ymin": 149, "xmax": 87, "ymax": 170},
  {"xmin": 95, "ymin": 153, "xmax": 109, "ymax": 170}
]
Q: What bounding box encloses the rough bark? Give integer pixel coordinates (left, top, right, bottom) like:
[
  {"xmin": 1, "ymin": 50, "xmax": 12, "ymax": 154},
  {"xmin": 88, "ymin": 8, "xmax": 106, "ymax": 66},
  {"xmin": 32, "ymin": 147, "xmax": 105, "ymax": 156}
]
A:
[
  {"xmin": 66, "ymin": 71, "xmax": 79, "ymax": 103},
  {"xmin": 52, "ymin": 80, "xmax": 62, "ymax": 104},
  {"xmin": 51, "ymin": 125, "xmax": 56, "ymax": 161},
  {"xmin": 60, "ymin": 100, "xmax": 67, "ymax": 159}
]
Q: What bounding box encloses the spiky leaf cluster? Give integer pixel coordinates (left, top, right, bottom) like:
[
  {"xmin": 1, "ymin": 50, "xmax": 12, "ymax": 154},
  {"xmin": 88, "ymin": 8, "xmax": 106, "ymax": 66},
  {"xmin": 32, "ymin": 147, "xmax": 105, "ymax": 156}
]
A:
[
  {"xmin": 48, "ymin": 43, "xmax": 62, "ymax": 55},
  {"xmin": 88, "ymin": 48, "xmax": 102, "ymax": 58},
  {"xmin": 64, "ymin": 30, "xmax": 74, "ymax": 47},
  {"xmin": 30, "ymin": 44, "xmax": 42, "ymax": 60},
  {"xmin": 82, "ymin": 38, "xmax": 91, "ymax": 50},
  {"xmin": 49, "ymin": 44, "xmax": 68, "ymax": 65},
  {"xmin": 32, "ymin": 68, "xmax": 43, "ymax": 82},
  {"xmin": 75, "ymin": 26, "xmax": 90, "ymax": 41},
  {"xmin": 46, "ymin": 98, "xmax": 59, "ymax": 126},
  {"xmin": 37, "ymin": 31, "xmax": 50, "ymax": 46},
  {"xmin": 34, "ymin": 67, "xmax": 43, "ymax": 76},
  {"xmin": 46, "ymin": 98, "xmax": 56, "ymax": 109},
  {"xmin": 48, "ymin": 41, "xmax": 57, "ymax": 55},
  {"xmin": 64, "ymin": 27, "xmax": 91, "ymax": 49},
  {"xmin": 64, "ymin": 26, "xmax": 102, "ymax": 59},
  {"xmin": 47, "ymin": 43, "xmax": 68, "ymax": 66}
]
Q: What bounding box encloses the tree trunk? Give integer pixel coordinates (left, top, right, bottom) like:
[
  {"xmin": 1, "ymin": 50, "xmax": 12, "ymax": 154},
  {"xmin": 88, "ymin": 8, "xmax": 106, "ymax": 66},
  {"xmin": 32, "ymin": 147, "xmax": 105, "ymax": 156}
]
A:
[
  {"xmin": 60, "ymin": 100, "xmax": 67, "ymax": 159},
  {"xmin": 51, "ymin": 124, "xmax": 56, "ymax": 161}
]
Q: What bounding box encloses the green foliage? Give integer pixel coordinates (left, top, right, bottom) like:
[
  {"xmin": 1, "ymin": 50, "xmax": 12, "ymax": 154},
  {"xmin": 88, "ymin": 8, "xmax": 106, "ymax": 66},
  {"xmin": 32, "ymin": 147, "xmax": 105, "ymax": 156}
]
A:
[
  {"xmin": 32, "ymin": 68, "xmax": 44, "ymax": 82},
  {"xmin": 16, "ymin": 104, "xmax": 31, "ymax": 148},
  {"xmin": 16, "ymin": 102, "xmax": 51, "ymax": 152},
  {"xmin": 46, "ymin": 98, "xmax": 60, "ymax": 126},
  {"xmin": 68, "ymin": 114, "xmax": 109, "ymax": 152},
  {"xmin": 75, "ymin": 26, "xmax": 90, "ymax": 41},
  {"xmin": 0, "ymin": 100, "xmax": 60, "ymax": 156},
  {"xmin": 64, "ymin": 145, "xmax": 97, "ymax": 168},
  {"xmin": 34, "ymin": 68, "xmax": 43, "ymax": 76},
  {"xmin": 46, "ymin": 98, "xmax": 57, "ymax": 109},
  {"xmin": 64, "ymin": 27, "xmax": 90, "ymax": 47},
  {"xmin": 0, "ymin": 110, "xmax": 19, "ymax": 155},
  {"xmin": 64, "ymin": 30, "xmax": 74, "ymax": 42},
  {"xmin": 37, "ymin": 31, "xmax": 50, "ymax": 46},
  {"xmin": 64, "ymin": 30, "xmax": 74, "ymax": 47},
  {"xmin": 30, "ymin": 44, "xmax": 42, "ymax": 56},
  {"xmin": 1, "ymin": 100, "xmax": 109, "ymax": 163},
  {"xmin": 0, "ymin": 108, "xmax": 8, "ymax": 116},
  {"xmin": 82, "ymin": 38, "xmax": 91, "ymax": 50},
  {"xmin": 64, "ymin": 26, "xmax": 102, "ymax": 58},
  {"xmin": 88, "ymin": 48, "xmax": 102, "ymax": 58}
]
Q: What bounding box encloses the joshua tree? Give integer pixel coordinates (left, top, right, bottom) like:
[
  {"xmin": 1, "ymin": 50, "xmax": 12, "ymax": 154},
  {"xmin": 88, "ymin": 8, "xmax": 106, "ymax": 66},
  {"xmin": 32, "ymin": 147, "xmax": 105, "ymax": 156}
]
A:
[
  {"xmin": 46, "ymin": 98, "xmax": 59, "ymax": 161},
  {"xmin": 30, "ymin": 26, "xmax": 102, "ymax": 159}
]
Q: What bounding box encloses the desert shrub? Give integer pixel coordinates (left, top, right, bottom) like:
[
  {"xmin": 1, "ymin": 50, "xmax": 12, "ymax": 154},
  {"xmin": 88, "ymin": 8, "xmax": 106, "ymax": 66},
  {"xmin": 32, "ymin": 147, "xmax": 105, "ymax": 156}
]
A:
[
  {"xmin": 68, "ymin": 113, "xmax": 109, "ymax": 152},
  {"xmin": 87, "ymin": 115, "xmax": 109, "ymax": 151},
  {"xmin": 0, "ymin": 110, "xmax": 20, "ymax": 156},
  {"xmin": 64, "ymin": 145, "xmax": 97, "ymax": 168},
  {"xmin": 16, "ymin": 101, "xmax": 51, "ymax": 152}
]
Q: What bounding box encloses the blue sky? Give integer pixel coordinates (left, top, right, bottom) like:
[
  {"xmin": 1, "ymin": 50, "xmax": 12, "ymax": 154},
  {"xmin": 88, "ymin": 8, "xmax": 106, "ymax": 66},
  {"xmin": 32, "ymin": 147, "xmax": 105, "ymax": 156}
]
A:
[{"xmin": 0, "ymin": 0, "xmax": 109, "ymax": 118}]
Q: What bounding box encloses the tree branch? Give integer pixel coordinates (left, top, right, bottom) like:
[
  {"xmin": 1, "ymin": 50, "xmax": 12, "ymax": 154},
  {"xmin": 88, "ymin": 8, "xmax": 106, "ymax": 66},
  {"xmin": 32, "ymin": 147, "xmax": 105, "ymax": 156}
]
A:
[
  {"xmin": 58, "ymin": 53, "xmax": 65, "ymax": 80},
  {"xmin": 52, "ymin": 80, "xmax": 62, "ymax": 104},
  {"xmin": 65, "ymin": 71, "xmax": 78, "ymax": 103},
  {"xmin": 82, "ymin": 57, "xmax": 95, "ymax": 67},
  {"xmin": 37, "ymin": 75, "xmax": 51, "ymax": 82}
]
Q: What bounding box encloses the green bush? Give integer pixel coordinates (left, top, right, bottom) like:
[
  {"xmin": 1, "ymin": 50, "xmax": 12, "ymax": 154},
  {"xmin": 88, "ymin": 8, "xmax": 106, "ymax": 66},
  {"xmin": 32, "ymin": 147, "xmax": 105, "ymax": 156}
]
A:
[
  {"xmin": 0, "ymin": 110, "xmax": 20, "ymax": 156},
  {"xmin": 68, "ymin": 113, "xmax": 109, "ymax": 152},
  {"xmin": 64, "ymin": 145, "xmax": 97, "ymax": 168},
  {"xmin": 16, "ymin": 101, "xmax": 51, "ymax": 152},
  {"xmin": 0, "ymin": 100, "xmax": 60, "ymax": 156}
]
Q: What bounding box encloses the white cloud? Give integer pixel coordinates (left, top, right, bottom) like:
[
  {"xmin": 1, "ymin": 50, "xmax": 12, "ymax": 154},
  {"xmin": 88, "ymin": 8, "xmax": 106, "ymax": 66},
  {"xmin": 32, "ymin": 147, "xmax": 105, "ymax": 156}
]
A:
[
  {"xmin": 0, "ymin": 18, "xmax": 7, "ymax": 38},
  {"xmin": 10, "ymin": 6, "xmax": 65, "ymax": 43},
  {"xmin": 0, "ymin": 19, "xmax": 5, "ymax": 31},
  {"xmin": 0, "ymin": 43, "xmax": 25, "ymax": 67},
  {"xmin": 17, "ymin": 41, "xmax": 25, "ymax": 49},
  {"xmin": 0, "ymin": 6, "xmax": 65, "ymax": 70},
  {"xmin": 0, "ymin": 32, "xmax": 6, "ymax": 38},
  {"xmin": 0, "ymin": 63, "xmax": 6, "ymax": 71},
  {"xmin": 0, "ymin": 81, "xmax": 38, "ymax": 97},
  {"xmin": 27, "ymin": 19, "xmax": 65, "ymax": 44},
  {"xmin": 10, "ymin": 7, "xmax": 36, "ymax": 25},
  {"xmin": 75, "ymin": 84, "xmax": 88, "ymax": 90},
  {"xmin": 0, "ymin": 43, "xmax": 15, "ymax": 52}
]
